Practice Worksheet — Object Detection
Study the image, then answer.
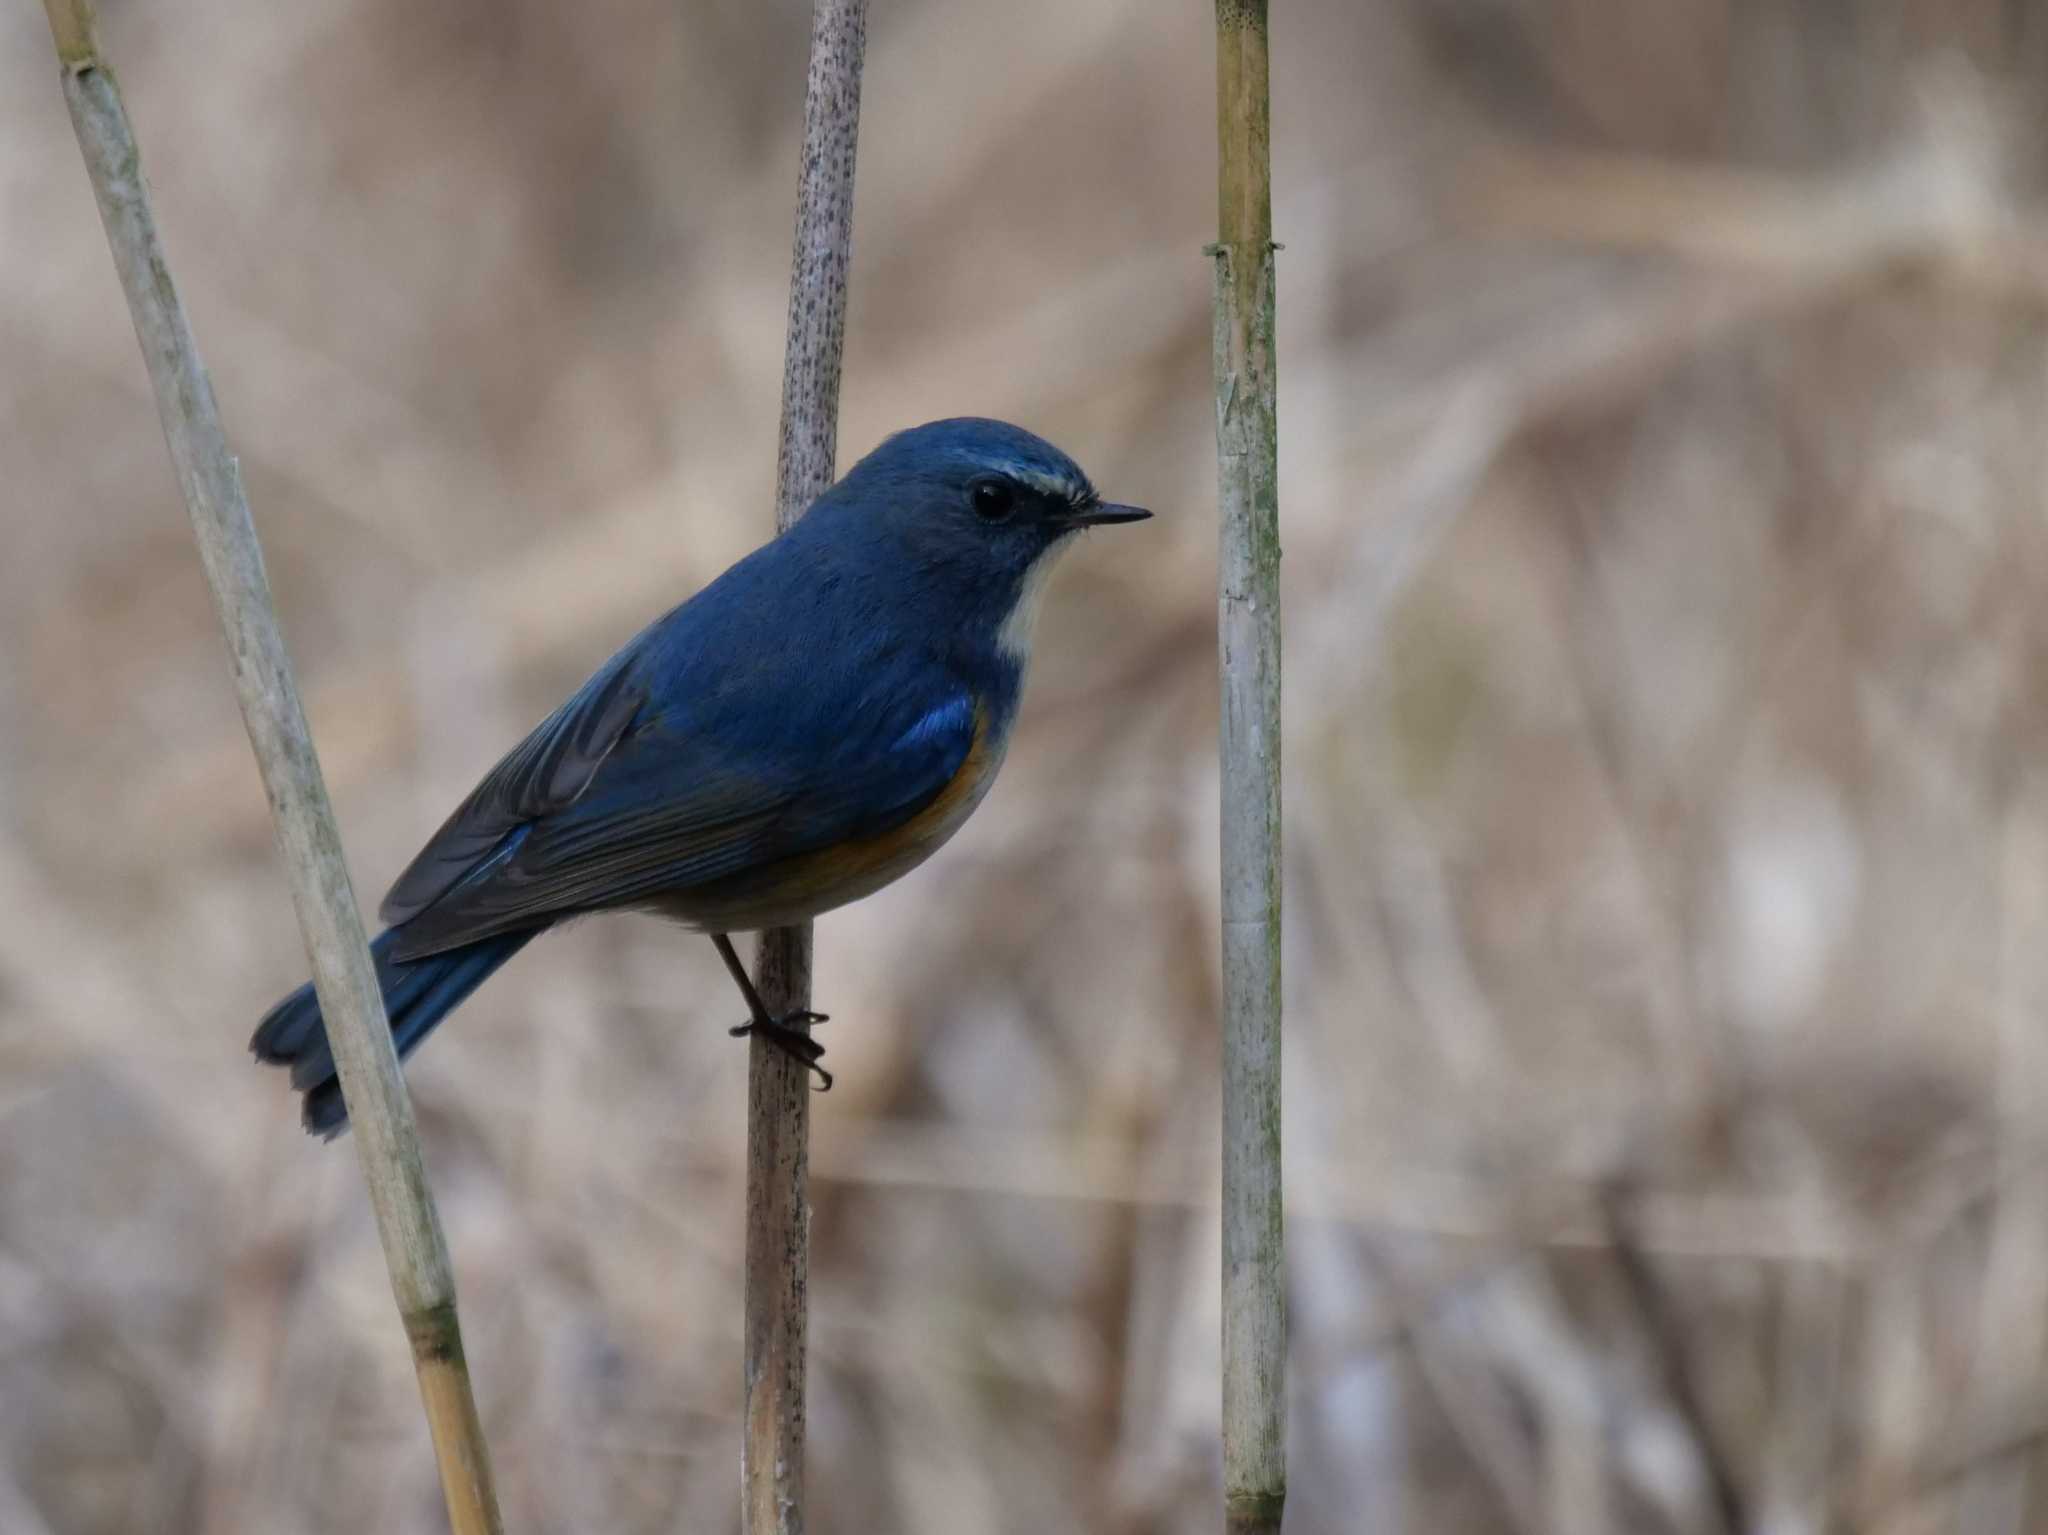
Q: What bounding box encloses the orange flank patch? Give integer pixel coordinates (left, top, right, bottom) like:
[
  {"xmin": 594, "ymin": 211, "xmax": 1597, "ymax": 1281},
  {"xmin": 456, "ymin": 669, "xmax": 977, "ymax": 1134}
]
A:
[{"xmin": 661, "ymin": 702, "xmax": 1006, "ymax": 933}]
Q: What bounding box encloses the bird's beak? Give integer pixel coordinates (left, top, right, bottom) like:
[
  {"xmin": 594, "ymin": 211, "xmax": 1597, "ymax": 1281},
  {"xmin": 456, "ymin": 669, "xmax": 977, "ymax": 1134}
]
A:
[{"xmin": 1067, "ymin": 501, "xmax": 1152, "ymax": 528}]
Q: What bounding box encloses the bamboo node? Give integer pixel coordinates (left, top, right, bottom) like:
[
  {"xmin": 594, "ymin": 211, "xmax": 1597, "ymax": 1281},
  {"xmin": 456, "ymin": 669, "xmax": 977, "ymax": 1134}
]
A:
[{"xmin": 404, "ymin": 1302, "xmax": 468, "ymax": 1367}]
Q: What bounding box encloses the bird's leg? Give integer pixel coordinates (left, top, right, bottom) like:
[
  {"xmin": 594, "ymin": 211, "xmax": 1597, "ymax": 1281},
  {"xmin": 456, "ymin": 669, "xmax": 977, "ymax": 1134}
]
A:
[{"xmin": 710, "ymin": 932, "xmax": 832, "ymax": 1090}]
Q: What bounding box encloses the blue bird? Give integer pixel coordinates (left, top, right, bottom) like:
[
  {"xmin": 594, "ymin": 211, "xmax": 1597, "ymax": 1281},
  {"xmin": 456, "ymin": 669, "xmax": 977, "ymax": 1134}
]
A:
[{"xmin": 252, "ymin": 418, "xmax": 1150, "ymax": 1135}]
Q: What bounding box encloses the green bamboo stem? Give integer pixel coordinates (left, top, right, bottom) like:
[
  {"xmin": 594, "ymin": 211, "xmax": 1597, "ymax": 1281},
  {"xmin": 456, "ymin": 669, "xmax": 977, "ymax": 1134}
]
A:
[
  {"xmin": 36, "ymin": 3, "xmax": 502, "ymax": 1529},
  {"xmin": 743, "ymin": 2, "xmax": 866, "ymax": 1531},
  {"xmin": 1213, "ymin": 1, "xmax": 1286, "ymax": 1531}
]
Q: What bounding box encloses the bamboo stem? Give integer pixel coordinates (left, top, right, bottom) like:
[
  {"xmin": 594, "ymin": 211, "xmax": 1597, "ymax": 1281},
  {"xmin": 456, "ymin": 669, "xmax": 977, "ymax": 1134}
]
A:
[
  {"xmin": 743, "ymin": 3, "xmax": 866, "ymax": 1531},
  {"xmin": 37, "ymin": 4, "xmax": 502, "ymax": 1530},
  {"xmin": 1213, "ymin": 1, "xmax": 1285, "ymax": 1531}
]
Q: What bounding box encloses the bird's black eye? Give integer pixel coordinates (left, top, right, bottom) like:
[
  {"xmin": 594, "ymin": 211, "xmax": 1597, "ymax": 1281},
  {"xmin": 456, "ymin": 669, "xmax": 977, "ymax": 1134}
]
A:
[{"xmin": 970, "ymin": 479, "xmax": 1016, "ymax": 523}]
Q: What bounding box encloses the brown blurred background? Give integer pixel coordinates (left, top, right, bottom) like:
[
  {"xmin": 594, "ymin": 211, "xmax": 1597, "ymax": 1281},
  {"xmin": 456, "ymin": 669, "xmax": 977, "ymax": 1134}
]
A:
[{"xmin": 11, "ymin": 0, "xmax": 2048, "ymax": 1531}]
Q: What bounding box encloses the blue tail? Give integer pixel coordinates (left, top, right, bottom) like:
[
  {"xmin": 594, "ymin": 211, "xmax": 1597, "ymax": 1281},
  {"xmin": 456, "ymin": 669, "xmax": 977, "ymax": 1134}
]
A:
[{"xmin": 251, "ymin": 927, "xmax": 536, "ymax": 1138}]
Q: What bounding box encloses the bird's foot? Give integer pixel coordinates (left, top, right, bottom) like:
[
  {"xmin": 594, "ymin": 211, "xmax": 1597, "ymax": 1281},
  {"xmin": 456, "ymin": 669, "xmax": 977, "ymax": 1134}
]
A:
[{"xmin": 730, "ymin": 1011, "xmax": 832, "ymax": 1091}]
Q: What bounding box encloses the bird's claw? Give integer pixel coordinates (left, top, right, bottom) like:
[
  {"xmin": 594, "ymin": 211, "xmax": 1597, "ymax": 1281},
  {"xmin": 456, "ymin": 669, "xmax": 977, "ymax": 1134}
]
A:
[{"xmin": 730, "ymin": 1012, "xmax": 833, "ymax": 1091}]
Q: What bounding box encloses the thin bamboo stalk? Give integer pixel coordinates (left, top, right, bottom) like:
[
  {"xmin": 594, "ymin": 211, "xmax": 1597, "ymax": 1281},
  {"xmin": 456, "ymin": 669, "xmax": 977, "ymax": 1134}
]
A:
[
  {"xmin": 36, "ymin": 4, "xmax": 502, "ymax": 1530},
  {"xmin": 743, "ymin": 3, "xmax": 866, "ymax": 1531},
  {"xmin": 1212, "ymin": 1, "xmax": 1285, "ymax": 1531}
]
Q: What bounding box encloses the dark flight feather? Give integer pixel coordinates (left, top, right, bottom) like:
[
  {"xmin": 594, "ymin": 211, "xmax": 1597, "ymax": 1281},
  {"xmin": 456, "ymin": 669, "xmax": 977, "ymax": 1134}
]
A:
[{"xmin": 381, "ymin": 651, "xmax": 647, "ymax": 923}]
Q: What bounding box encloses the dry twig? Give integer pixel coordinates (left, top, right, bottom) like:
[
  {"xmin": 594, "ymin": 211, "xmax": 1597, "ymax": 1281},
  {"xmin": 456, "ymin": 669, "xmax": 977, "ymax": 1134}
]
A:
[{"xmin": 34, "ymin": 1, "xmax": 500, "ymax": 1529}]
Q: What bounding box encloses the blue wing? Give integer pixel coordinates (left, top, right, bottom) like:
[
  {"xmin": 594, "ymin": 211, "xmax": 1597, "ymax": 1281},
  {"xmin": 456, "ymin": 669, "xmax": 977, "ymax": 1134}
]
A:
[
  {"xmin": 387, "ymin": 698, "xmax": 974, "ymax": 956},
  {"xmin": 382, "ymin": 545, "xmax": 979, "ymax": 959}
]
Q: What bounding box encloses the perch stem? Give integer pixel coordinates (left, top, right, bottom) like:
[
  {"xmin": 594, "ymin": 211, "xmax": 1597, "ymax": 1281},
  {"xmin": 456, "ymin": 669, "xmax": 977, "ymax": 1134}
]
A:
[{"xmin": 743, "ymin": 2, "xmax": 867, "ymax": 1532}]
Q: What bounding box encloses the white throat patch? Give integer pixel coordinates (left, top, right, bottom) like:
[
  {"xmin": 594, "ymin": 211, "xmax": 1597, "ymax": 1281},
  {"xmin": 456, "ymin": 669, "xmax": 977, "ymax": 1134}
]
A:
[{"xmin": 997, "ymin": 531, "xmax": 1077, "ymax": 664}]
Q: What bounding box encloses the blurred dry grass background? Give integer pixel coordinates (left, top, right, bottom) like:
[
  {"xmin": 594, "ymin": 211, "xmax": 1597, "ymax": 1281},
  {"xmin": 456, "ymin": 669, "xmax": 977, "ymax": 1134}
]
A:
[{"xmin": 13, "ymin": 0, "xmax": 2048, "ymax": 1530}]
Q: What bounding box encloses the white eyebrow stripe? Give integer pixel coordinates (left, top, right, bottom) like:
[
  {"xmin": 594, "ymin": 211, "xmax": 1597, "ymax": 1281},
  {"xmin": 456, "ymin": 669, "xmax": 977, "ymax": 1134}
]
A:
[
  {"xmin": 1018, "ymin": 470, "xmax": 1081, "ymax": 498},
  {"xmin": 982, "ymin": 458, "xmax": 1089, "ymax": 502}
]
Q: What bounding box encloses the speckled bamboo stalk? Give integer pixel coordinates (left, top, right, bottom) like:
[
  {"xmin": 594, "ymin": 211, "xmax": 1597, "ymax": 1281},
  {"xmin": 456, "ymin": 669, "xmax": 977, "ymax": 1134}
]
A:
[
  {"xmin": 744, "ymin": 2, "xmax": 866, "ymax": 1531},
  {"xmin": 37, "ymin": 4, "xmax": 501, "ymax": 1530},
  {"xmin": 1213, "ymin": 1, "xmax": 1286, "ymax": 1531}
]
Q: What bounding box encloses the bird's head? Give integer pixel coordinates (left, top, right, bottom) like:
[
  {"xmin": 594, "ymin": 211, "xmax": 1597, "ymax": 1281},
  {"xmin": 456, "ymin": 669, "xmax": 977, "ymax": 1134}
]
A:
[{"xmin": 821, "ymin": 418, "xmax": 1150, "ymax": 659}]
